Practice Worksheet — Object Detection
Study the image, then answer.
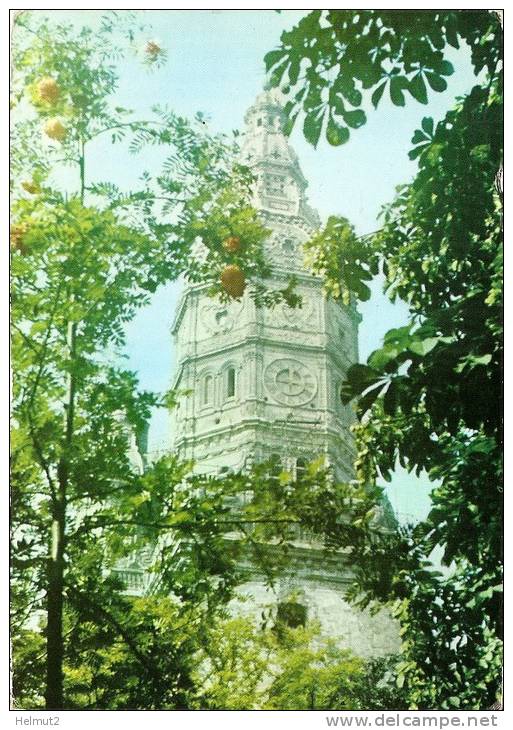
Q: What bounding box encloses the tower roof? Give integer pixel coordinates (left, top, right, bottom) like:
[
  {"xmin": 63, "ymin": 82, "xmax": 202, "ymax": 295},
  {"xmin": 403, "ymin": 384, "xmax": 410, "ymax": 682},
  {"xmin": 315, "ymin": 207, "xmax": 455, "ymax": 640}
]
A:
[
  {"xmin": 241, "ymin": 88, "xmax": 319, "ymax": 229},
  {"xmin": 243, "ymin": 87, "xmax": 287, "ymax": 124},
  {"xmin": 242, "ymin": 89, "xmax": 306, "ymax": 187}
]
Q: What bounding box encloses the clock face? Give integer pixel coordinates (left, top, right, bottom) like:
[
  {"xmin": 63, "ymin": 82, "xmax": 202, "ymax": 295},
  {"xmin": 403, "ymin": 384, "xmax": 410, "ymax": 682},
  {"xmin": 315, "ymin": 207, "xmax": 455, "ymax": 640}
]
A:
[
  {"xmin": 200, "ymin": 300, "xmax": 244, "ymax": 335},
  {"xmin": 264, "ymin": 358, "xmax": 317, "ymax": 406}
]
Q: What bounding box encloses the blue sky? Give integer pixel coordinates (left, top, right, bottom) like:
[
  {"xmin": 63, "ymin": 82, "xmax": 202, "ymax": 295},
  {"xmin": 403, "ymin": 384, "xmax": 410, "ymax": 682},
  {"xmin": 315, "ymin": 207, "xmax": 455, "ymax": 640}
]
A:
[{"xmin": 31, "ymin": 10, "xmax": 481, "ymax": 522}]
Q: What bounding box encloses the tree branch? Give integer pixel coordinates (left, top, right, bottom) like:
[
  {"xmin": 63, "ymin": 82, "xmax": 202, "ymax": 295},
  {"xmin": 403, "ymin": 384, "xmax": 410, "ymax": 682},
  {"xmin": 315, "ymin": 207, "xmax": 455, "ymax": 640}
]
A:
[
  {"xmin": 66, "ymin": 586, "xmax": 166, "ymax": 685},
  {"xmin": 73, "ymin": 515, "xmax": 299, "ymax": 536}
]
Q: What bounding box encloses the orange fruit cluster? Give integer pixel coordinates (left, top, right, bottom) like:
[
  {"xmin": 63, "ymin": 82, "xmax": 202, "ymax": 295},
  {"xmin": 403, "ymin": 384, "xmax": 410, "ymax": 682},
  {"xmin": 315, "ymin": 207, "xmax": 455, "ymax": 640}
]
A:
[
  {"xmin": 222, "ymin": 235, "xmax": 241, "ymax": 253},
  {"xmin": 44, "ymin": 119, "xmax": 67, "ymax": 142},
  {"xmin": 37, "ymin": 77, "xmax": 60, "ymax": 104},
  {"xmin": 145, "ymin": 41, "xmax": 162, "ymax": 58},
  {"xmin": 10, "ymin": 223, "xmax": 29, "ymax": 254},
  {"xmin": 220, "ymin": 264, "xmax": 246, "ymax": 299}
]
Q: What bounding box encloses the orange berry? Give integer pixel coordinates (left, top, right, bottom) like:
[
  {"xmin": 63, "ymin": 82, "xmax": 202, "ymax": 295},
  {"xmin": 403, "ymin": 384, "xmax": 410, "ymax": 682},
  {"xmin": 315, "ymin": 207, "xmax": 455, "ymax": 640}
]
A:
[
  {"xmin": 10, "ymin": 223, "xmax": 29, "ymax": 254},
  {"xmin": 44, "ymin": 119, "xmax": 67, "ymax": 142},
  {"xmin": 145, "ymin": 41, "xmax": 161, "ymax": 57},
  {"xmin": 222, "ymin": 236, "xmax": 241, "ymax": 253},
  {"xmin": 37, "ymin": 77, "xmax": 60, "ymax": 104},
  {"xmin": 220, "ymin": 265, "xmax": 246, "ymax": 298}
]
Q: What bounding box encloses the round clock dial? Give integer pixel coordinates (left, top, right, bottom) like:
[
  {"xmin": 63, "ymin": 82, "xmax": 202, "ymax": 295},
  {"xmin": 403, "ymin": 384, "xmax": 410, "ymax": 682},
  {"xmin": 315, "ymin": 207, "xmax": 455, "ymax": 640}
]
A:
[{"xmin": 264, "ymin": 358, "xmax": 317, "ymax": 406}]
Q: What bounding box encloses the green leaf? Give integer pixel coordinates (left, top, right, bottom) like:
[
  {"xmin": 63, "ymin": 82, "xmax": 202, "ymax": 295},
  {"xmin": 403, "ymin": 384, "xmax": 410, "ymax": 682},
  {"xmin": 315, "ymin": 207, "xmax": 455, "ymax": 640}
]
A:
[
  {"xmin": 355, "ymin": 281, "xmax": 371, "ymax": 301},
  {"xmin": 411, "ymin": 129, "xmax": 428, "ymax": 144},
  {"xmin": 421, "ymin": 116, "xmax": 434, "ymax": 136},
  {"xmin": 282, "ymin": 111, "xmax": 298, "ymax": 137},
  {"xmin": 166, "ymin": 510, "xmax": 191, "ymax": 526},
  {"xmin": 303, "ymin": 110, "xmax": 324, "ymax": 147},
  {"xmin": 368, "ymin": 345, "xmax": 399, "ymax": 371},
  {"xmin": 408, "ymin": 74, "xmax": 428, "ymax": 104},
  {"xmin": 344, "ymin": 87, "xmax": 362, "ymax": 107},
  {"xmin": 307, "ymin": 455, "xmax": 326, "ymax": 476},
  {"xmin": 371, "ymin": 81, "xmax": 387, "ymax": 109},
  {"xmin": 471, "ymin": 353, "xmax": 493, "ymax": 366},
  {"xmin": 445, "ymin": 21, "xmax": 460, "ymax": 49},
  {"xmin": 288, "ymin": 55, "xmax": 301, "ymax": 85},
  {"xmin": 269, "ymin": 60, "xmax": 288, "ymax": 88},
  {"xmin": 264, "ymin": 48, "xmax": 288, "ymax": 72},
  {"xmin": 434, "ymin": 59, "xmax": 454, "ymax": 76},
  {"xmin": 408, "ymin": 143, "xmax": 429, "ymax": 160},
  {"xmin": 342, "ymin": 109, "xmax": 366, "ymax": 129},
  {"xmin": 341, "ymin": 364, "xmax": 380, "ymax": 403},
  {"xmin": 384, "ymin": 325, "xmax": 412, "ymax": 347},
  {"xmin": 455, "ymin": 353, "xmax": 493, "ymax": 372},
  {"xmin": 425, "ymin": 72, "xmax": 447, "ymax": 92},
  {"xmin": 357, "ymin": 385, "xmax": 383, "ymax": 415},
  {"xmin": 326, "ymin": 116, "xmax": 349, "ymax": 146},
  {"xmin": 278, "ymin": 470, "xmax": 292, "ymax": 486},
  {"xmin": 408, "ymin": 337, "xmax": 440, "ymax": 357},
  {"xmin": 383, "ymin": 381, "xmax": 398, "ymax": 416},
  {"xmin": 389, "ymin": 77, "xmax": 406, "ymax": 106},
  {"xmin": 426, "ymin": 143, "xmax": 443, "ymax": 164}
]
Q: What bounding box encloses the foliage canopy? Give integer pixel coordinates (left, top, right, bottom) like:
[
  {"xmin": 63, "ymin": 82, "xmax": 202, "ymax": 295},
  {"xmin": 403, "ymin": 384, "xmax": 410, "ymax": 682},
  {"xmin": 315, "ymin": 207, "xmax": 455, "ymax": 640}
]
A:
[{"xmin": 266, "ymin": 8, "xmax": 503, "ymax": 710}]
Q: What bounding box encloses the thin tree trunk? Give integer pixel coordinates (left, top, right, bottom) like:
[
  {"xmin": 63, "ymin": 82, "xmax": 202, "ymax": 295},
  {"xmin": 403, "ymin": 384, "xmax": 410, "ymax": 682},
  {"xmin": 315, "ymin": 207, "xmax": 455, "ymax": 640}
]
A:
[
  {"xmin": 45, "ymin": 498, "xmax": 65, "ymax": 708},
  {"xmin": 45, "ymin": 139, "xmax": 85, "ymax": 710},
  {"xmin": 45, "ymin": 320, "xmax": 77, "ymax": 709}
]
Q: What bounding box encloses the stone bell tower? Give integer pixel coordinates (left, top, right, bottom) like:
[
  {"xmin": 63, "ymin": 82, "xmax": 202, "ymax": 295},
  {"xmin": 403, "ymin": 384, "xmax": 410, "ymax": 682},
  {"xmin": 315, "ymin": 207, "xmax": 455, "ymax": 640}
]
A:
[
  {"xmin": 168, "ymin": 90, "xmax": 399, "ymax": 657},
  {"xmin": 170, "ymin": 89, "xmax": 359, "ymax": 481}
]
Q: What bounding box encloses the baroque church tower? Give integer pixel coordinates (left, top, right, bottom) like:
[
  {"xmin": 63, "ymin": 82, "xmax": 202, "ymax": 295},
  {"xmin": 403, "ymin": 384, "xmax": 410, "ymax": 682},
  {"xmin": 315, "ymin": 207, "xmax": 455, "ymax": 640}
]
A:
[
  {"xmin": 169, "ymin": 91, "xmax": 399, "ymax": 657},
  {"xmin": 171, "ymin": 90, "xmax": 358, "ymax": 481}
]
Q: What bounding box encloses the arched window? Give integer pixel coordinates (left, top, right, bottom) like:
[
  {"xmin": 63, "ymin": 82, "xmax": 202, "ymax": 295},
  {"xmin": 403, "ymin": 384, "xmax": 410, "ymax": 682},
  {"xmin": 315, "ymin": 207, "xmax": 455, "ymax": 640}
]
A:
[
  {"xmin": 226, "ymin": 367, "xmax": 236, "ymax": 399},
  {"xmin": 269, "ymin": 453, "xmax": 281, "ymax": 468},
  {"xmin": 282, "ymin": 238, "xmax": 295, "ymax": 254},
  {"xmin": 296, "ymin": 457, "xmax": 307, "ymax": 481},
  {"xmin": 203, "ymin": 374, "xmax": 213, "ymax": 405},
  {"xmin": 276, "ymin": 601, "xmax": 307, "ymax": 629},
  {"xmin": 268, "ymin": 453, "xmax": 282, "ymax": 481}
]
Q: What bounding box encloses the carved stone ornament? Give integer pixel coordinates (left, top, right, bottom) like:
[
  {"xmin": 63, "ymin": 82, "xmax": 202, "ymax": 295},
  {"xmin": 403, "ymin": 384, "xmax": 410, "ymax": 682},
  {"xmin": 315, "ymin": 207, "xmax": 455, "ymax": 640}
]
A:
[
  {"xmin": 275, "ymin": 296, "xmax": 316, "ymax": 330},
  {"xmin": 200, "ymin": 299, "xmax": 244, "ymax": 335}
]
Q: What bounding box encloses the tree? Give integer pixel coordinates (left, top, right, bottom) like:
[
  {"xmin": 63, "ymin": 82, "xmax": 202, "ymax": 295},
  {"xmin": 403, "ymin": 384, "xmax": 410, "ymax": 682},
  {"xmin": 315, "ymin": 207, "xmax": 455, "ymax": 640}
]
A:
[
  {"xmin": 264, "ymin": 628, "xmax": 368, "ymax": 711},
  {"xmin": 12, "ymin": 451, "xmax": 325, "ymax": 709},
  {"xmin": 194, "ymin": 609, "xmax": 405, "ymax": 710},
  {"xmin": 264, "ymin": 10, "xmax": 501, "ymax": 148},
  {"xmin": 192, "ymin": 617, "xmax": 274, "ymax": 710},
  {"xmin": 265, "ymin": 10, "xmax": 503, "ymax": 709},
  {"xmin": 194, "ymin": 616, "xmax": 407, "ymax": 710},
  {"xmin": 10, "ymin": 11, "xmax": 299, "ymax": 709}
]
